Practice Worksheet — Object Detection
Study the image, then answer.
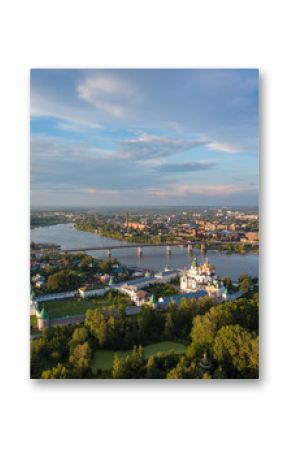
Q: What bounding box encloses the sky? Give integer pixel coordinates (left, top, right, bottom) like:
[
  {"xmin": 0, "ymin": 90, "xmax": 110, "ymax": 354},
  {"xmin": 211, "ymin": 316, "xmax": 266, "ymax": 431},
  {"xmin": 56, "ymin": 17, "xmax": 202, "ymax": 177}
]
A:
[{"xmin": 31, "ymin": 69, "xmax": 259, "ymax": 207}]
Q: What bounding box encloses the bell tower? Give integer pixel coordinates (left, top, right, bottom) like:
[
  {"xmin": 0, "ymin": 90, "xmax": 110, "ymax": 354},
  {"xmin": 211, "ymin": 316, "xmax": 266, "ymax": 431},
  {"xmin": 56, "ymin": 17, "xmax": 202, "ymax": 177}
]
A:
[{"xmin": 125, "ymin": 211, "xmax": 129, "ymax": 229}]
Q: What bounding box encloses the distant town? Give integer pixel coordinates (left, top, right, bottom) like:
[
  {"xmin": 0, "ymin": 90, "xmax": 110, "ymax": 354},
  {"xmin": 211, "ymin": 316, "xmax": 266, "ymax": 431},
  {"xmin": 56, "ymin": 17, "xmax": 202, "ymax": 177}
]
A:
[{"xmin": 31, "ymin": 206, "xmax": 259, "ymax": 250}]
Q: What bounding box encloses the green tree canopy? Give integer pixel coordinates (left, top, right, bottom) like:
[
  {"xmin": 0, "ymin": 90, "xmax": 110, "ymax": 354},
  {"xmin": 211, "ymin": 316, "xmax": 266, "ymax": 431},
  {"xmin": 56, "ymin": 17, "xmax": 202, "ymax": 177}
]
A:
[
  {"xmin": 189, "ymin": 297, "xmax": 259, "ymax": 358},
  {"xmin": 47, "ymin": 270, "xmax": 79, "ymax": 291},
  {"xmin": 213, "ymin": 324, "xmax": 259, "ymax": 378},
  {"xmin": 41, "ymin": 363, "xmax": 69, "ymax": 379},
  {"xmin": 222, "ymin": 276, "xmax": 232, "ymax": 289},
  {"xmin": 71, "ymin": 327, "xmax": 88, "ymax": 343},
  {"xmin": 69, "ymin": 341, "xmax": 92, "ymax": 376},
  {"xmin": 79, "ymin": 256, "xmax": 93, "ymax": 269},
  {"xmin": 112, "ymin": 354, "xmax": 126, "ymax": 379}
]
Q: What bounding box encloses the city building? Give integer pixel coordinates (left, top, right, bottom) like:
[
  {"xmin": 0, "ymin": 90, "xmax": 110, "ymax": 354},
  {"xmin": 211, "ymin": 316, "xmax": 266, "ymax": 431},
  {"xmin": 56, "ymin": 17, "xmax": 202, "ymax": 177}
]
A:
[
  {"xmin": 117, "ymin": 265, "xmax": 178, "ymax": 297},
  {"xmin": 238, "ymin": 214, "xmax": 258, "ymax": 220},
  {"xmin": 155, "ymin": 266, "xmax": 179, "ymax": 283},
  {"xmin": 156, "ymin": 290, "xmax": 208, "ymax": 310},
  {"xmin": 131, "ymin": 289, "xmax": 150, "ymax": 306},
  {"xmin": 127, "ymin": 222, "xmax": 146, "ymax": 230},
  {"xmin": 117, "ymin": 276, "xmax": 158, "ymax": 296},
  {"xmin": 78, "ymin": 284, "xmax": 108, "ymax": 298},
  {"xmin": 245, "ymin": 232, "xmax": 259, "ymax": 241},
  {"xmin": 205, "ymin": 222, "xmax": 217, "ymax": 231},
  {"xmin": 33, "ymin": 290, "xmax": 77, "ymax": 302},
  {"xmin": 35, "ymin": 279, "xmax": 45, "ymax": 288},
  {"xmin": 125, "ymin": 211, "xmax": 146, "ymax": 230}
]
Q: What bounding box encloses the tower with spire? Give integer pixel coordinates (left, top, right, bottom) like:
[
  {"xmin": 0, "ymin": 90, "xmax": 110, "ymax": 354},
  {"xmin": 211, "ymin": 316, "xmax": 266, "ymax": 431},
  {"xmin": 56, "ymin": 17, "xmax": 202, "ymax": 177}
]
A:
[
  {"xmin": 125, "ymin": 211, "xmax": 129, "ymax": 229},
  {"xmin": 36, "ymin": 307, "xmax": 50, "ymax": 330},
  {"xmin": 149, "ymin": 292, "xmax": 158, "ymax": 307},
  {"xmin": 109, "ymin": 275, "xmax": 115, "ymax": 286}
]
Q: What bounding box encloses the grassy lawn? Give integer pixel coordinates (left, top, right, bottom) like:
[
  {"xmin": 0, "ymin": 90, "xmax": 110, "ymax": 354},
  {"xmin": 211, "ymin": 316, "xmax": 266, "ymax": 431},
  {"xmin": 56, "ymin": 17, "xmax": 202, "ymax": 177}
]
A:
[
  {"xmin": 91, "ymin": 341, "xmax": 187, "ymax": 372},
  {"xmin": 41, "ymin": 297, "xmax": 111, "ymax": 318}
]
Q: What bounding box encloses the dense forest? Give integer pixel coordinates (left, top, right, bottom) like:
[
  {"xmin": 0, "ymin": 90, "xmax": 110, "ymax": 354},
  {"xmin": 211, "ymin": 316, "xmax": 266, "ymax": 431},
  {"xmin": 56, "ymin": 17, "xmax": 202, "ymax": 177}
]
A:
[{"xmin": 31, "ymin": 293, "xmax": 259, "ymax": 379}]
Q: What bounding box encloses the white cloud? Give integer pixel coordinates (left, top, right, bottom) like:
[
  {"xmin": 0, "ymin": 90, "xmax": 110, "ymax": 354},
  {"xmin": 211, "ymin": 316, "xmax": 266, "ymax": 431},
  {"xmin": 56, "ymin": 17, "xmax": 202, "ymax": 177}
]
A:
[
  {"xmin": 56, "ymin": 121, "xmax": 100, "ymax": 132},
  {"xmin": 115, "ymin": 133, "xmax": 245, "ymax": 160},
  {"xmin": 77, "ymin": 76, "xmax": 133, "ymax": 96},
  {"xmin": 85, "ymin": 187, "xmax": 119, "ymax": 195},
  {"xmin": 77, "ymin": 75, "xmax": 137, "ymax": 118},
  {"xmin": 206, "ymin": 140, "xmax": 241, "ymax": 153},
  {"xmin": 31, "ymin": 91, "xmax": 102, "ymax": 129},
  {"xmin": 118, "ymin": 133, "xmax": 210, "ymax": 160}
]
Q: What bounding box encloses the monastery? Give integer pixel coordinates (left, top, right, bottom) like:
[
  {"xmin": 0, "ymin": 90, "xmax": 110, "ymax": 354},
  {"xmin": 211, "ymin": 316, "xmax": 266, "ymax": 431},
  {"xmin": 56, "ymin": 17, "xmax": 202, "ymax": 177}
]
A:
[{"xmin": 180, "ymin": 257, "xmax": 228, "ymax": 300}]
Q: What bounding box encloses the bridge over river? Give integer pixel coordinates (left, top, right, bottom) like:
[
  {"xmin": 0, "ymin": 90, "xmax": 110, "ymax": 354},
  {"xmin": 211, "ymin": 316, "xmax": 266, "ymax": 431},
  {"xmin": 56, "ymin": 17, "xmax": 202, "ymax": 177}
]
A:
[{"xmin": 62, "ymin": 240, "xmax": 258, "ymax": 257}]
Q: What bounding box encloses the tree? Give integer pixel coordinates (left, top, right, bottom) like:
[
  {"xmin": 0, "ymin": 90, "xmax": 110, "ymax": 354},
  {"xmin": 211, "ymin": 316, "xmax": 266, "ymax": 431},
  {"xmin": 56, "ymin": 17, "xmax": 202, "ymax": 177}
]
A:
[
  {"xmin": 47, "ymin": 270, "xmax": 79, "ymax": 291},
  {"xmin": 166, "ymin": 356, "xmax": 198, "ymax": 379},
  {"xmin": 71, "ymin": 326, "xmax": 88, "ymax": 343},
  {"xmin": 69, "ymin": 342, "xmax": 92, "ymax": 376},
  {"xmin": 213, "ymin": 325, "xmax": 259, "ymax": 378},
  {"xmin": 240, "ymin": 277, "xmax": 251, "ymax": 292},
  {"xmin": 69, "ymin": 327, "xmax": 89, "ymax": 352},
  {"xmin": 166, "ymin": 357, "xmax": 187, "ymax": 379},
  {"xmin": 188, "ymin": 296, "xmax": 259, "ymax": 364},
  {"xmin": 138, "ymin": 305, "xmax": 154, "ymax": 335},
  {"xmin": 80, "ymin": 255, "xmax": 93, "ymax": 269},
  {"xmin": 212, "ymin": 365, "xmax": 228, "ymax": 379},
  {"xmin": 112, "ymin": 354, "xmax": 126, "ymax": 379},
  {"xmin": 164, "ymin": 310, "xmax": 175, "ymax": 339},
  {"xmin": 239, "ymin": 273, "xmax": 252, "ymax": 292},
  {"xmin": 85, "ymin": 309, "xmax": 109, "ymax": 346},
  {"xmin": 145, "ymin": 356, "xmax": 160, "ymax": 379},
  {"xmin": 41, "ymin": 363, "xmax": 69, "ymax": 379},
  {"xmin": 98, "ymin": 260, "xmax": 112, "ymax": 273},
  {"xmin": 130, "ymin": 345, "xmax": 144, "ymax": 373},
  {"xmin": 222, "ymin": 276, "xmax": 232, "ymax": 289}
]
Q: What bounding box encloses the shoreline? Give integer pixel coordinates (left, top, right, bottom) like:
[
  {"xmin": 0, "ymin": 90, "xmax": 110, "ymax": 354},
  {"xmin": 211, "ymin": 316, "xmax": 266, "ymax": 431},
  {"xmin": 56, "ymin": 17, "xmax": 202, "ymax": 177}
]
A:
[{"xmin": 73, "ymin": 223, "xmax": 259, "ymax": 255}]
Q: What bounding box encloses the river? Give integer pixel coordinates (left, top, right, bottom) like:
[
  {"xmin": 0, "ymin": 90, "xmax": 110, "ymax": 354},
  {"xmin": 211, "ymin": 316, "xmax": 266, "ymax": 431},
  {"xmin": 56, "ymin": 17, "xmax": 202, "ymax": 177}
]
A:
[{"xmin": 31, "ymin": 223, "xmax": 259, "ymax": 281}]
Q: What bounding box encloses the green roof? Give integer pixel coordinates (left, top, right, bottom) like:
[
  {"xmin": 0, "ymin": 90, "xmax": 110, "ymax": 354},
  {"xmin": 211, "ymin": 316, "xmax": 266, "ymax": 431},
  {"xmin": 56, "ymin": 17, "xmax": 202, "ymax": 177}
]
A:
[
  {"xmin": 38, "ymin": 308, "xmax": 49, "ymax": 320},
  {"xmin": 109, "ymin": 276, "xmax": 115, "ymax": 285},
  {"xmin": 150, "ymin": 293, "xmax": 157, "ymax": 304}
]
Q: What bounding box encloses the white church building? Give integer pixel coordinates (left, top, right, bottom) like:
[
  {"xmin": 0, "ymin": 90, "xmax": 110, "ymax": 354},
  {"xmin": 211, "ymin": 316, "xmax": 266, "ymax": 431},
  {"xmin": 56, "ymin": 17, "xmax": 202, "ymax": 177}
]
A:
[
  {"xmin": 180, "ymin": 257, "xmax": 229, "ymax": 300},
  {"xmin": 180, "ymin": 258, "xmax": 214, "ymax": 291}
]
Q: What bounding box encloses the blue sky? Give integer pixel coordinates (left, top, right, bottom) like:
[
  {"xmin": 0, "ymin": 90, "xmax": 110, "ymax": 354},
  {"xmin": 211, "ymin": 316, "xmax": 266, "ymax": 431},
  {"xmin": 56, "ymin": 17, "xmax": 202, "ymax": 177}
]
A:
[{"xmin": 31, "ymin": 69, "xmax": 259, "ymax": 207}]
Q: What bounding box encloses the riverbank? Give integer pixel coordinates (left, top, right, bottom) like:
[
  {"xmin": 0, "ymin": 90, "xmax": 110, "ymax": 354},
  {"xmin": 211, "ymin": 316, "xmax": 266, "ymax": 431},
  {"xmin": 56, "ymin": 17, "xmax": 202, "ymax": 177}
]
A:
[
  {"xmin": 31, "ymin": 217, "xmax": 69, "ymax": 228},
  {"xmin": 75, "ymin": 223, "xmax": 163, "ymax": 244},
  {"xmin": 74, "ymin": 223, "xmax": 258, "ymax": 255},
  {"xmin": 74, "ymin": 223, "xmax": 96, "ymax": 233},
  {"xmin": 30, "ymin": 223, "xmax": 259, "ymax": 279}
]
